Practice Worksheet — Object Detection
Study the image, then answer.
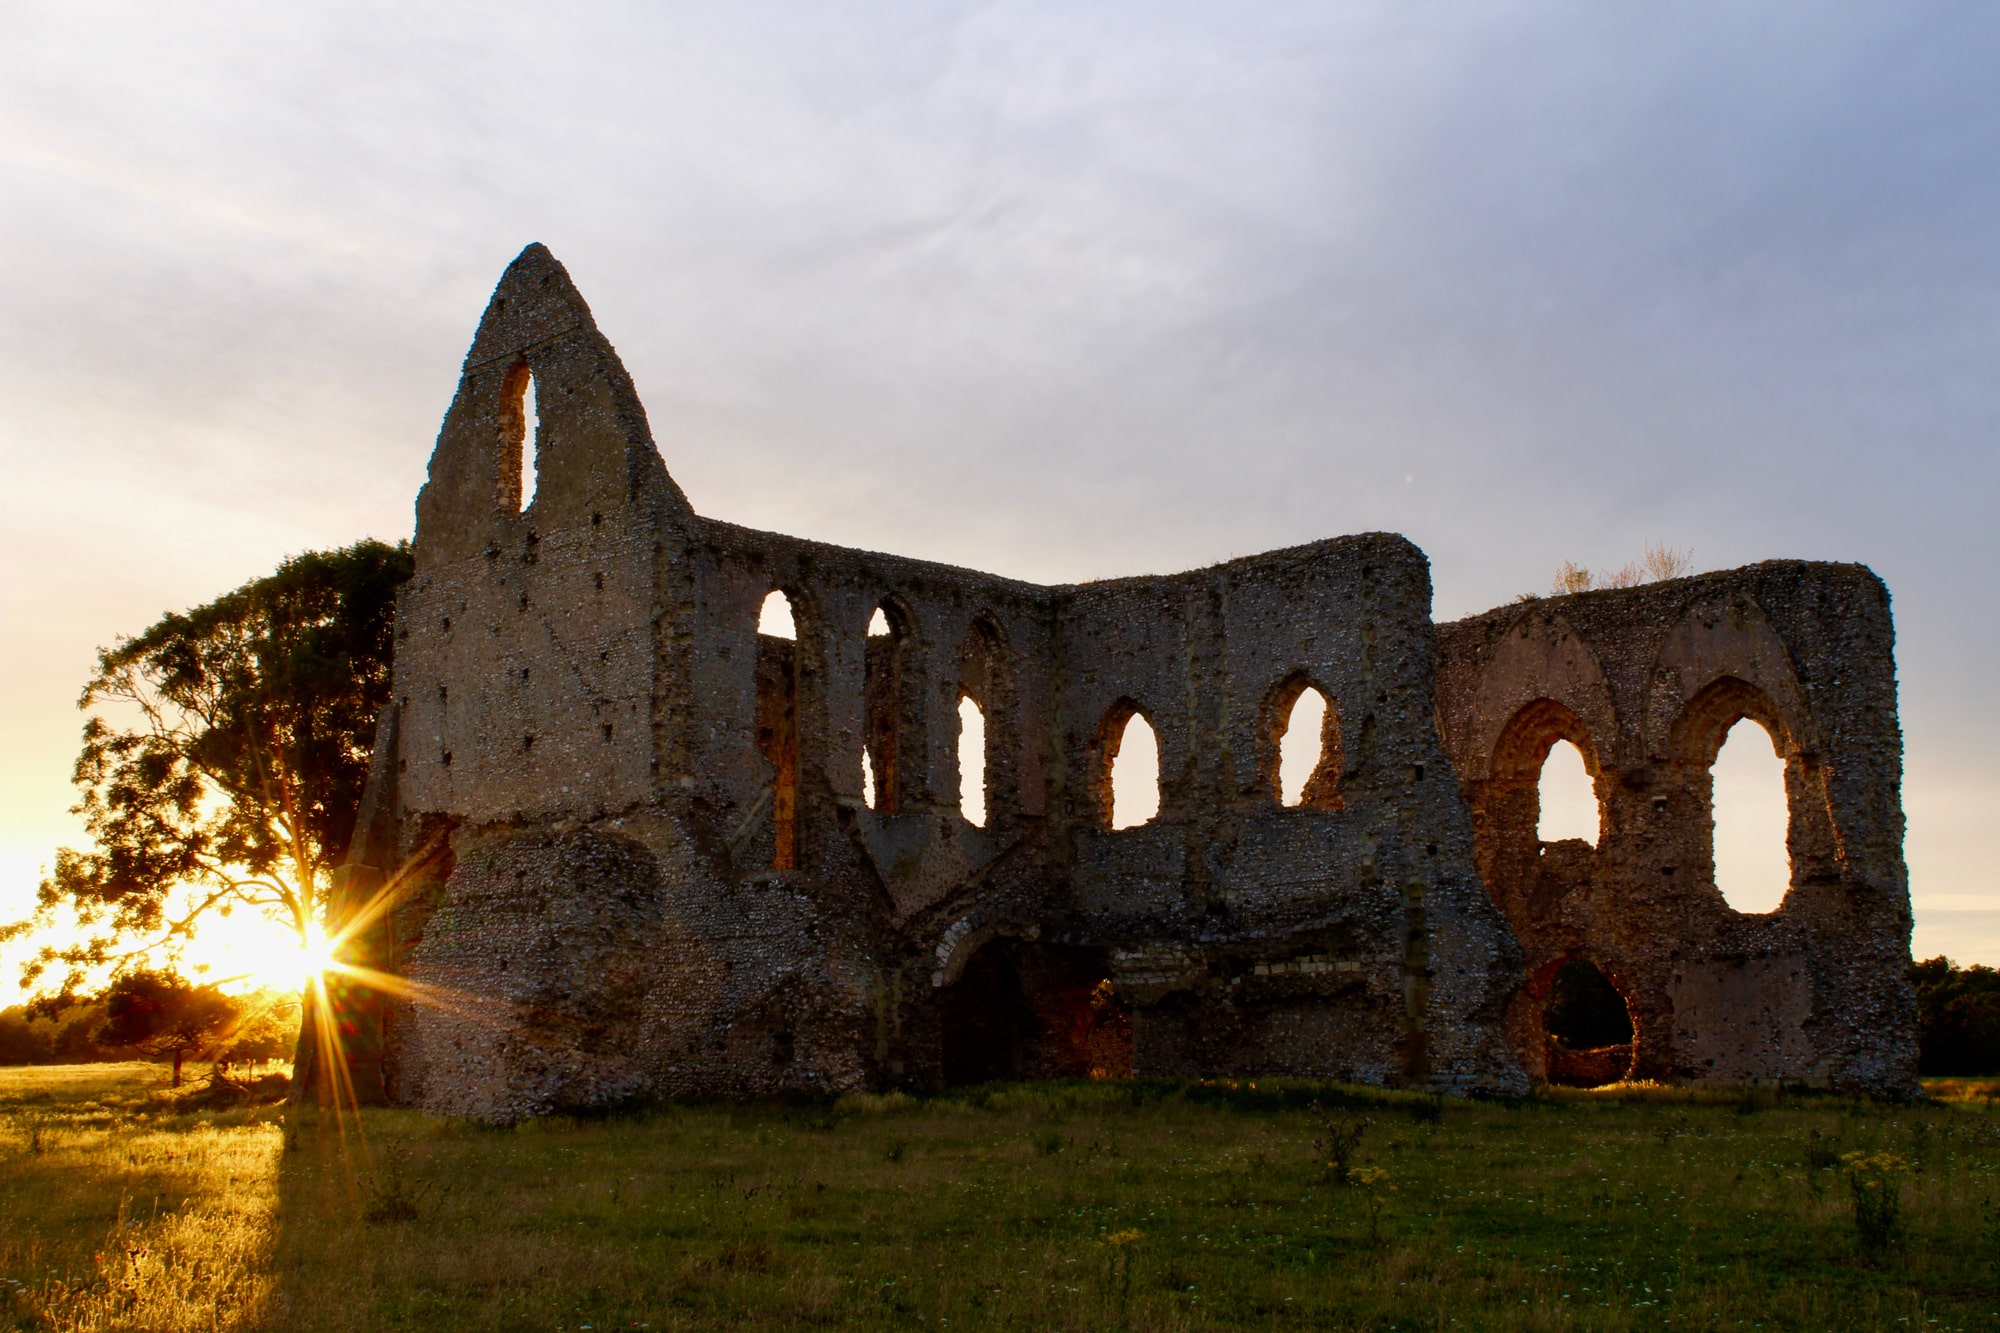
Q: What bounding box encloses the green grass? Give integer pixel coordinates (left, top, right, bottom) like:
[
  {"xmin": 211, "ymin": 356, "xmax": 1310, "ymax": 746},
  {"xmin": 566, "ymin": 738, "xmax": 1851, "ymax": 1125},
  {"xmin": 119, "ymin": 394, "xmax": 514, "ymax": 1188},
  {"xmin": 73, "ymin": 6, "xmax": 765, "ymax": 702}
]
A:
[{"xmin": 3, "ymin": 1065, "xmax": 1998, "ymax": 1331}]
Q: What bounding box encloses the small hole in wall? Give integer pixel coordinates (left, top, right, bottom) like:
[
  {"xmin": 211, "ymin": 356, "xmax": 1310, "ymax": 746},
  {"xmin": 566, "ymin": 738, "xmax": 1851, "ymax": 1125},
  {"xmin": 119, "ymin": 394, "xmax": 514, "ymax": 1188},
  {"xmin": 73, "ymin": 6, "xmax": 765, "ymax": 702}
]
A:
[
  {"xmin": 602, "ymin": 723, "xmax": 613, "ymax": 741},
  {"xmin": 958, "ymin": 696, "xmax": 987, "ymax": 828},
  {"xmin": 437, "ymin": 685, "xmax": 448, "ymax": 703},
  {"xmin": 441, "ymin": 617, "xmax": 451, "ymax": 633},
  {"xmin": 758, "ymin": 590, "xmax": 796, "ymax": 639},
  {"xmin": 441, "ymin": 751, "xmax": 452, "ymax": 767},
  {"xmin": 522, "ymin": 735, "xmax": 534, "ymax": 751},
  {"xmin": 868, "ymin": 607, "xmax": 890, "ymax": 636},
  {"xmin": 594, "ymin": 572, "xmax": 605, "ymax": 591},
  {"xmin": 862, "ymin": 747, "xmax": 877, "ymax": 809}
]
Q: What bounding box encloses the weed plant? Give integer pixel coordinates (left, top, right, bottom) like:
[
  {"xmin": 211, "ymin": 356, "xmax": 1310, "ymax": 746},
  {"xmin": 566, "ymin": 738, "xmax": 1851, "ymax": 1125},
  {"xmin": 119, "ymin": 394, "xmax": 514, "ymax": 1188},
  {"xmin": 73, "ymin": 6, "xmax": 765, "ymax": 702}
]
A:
[{"xmin": 2, "ymin": 1065, "xmax": 1997, "ymax": 1331}]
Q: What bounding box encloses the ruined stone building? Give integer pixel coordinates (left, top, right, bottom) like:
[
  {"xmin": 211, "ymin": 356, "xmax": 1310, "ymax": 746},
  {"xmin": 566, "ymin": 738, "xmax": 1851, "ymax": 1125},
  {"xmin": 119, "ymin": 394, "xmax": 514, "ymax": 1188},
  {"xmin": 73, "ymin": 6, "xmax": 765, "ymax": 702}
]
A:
[{"xmin": 334, "ymin": 246, "xmax": 1917, "ymax": 1121}]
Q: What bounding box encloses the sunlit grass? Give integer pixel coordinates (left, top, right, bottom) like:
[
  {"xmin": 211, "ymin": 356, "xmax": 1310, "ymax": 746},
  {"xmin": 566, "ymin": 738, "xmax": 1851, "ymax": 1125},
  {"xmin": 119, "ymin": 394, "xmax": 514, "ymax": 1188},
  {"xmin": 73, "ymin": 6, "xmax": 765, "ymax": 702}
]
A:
[{"xmin": 2, "ymin": 1068, "xmax": 1997, "ymax": 1331}]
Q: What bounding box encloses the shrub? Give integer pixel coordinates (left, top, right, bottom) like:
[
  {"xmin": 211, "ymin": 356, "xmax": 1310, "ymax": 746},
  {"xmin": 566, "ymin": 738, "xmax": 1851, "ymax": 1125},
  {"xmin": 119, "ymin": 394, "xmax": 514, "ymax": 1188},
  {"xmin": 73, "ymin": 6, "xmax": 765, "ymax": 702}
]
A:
[
  {"xmin": 1309, "ymin": 1101, "xmax": 1370, "ymax": 1183},
  {"xmin": 1842, "ymin": 1151, "xmax": 1911, "ymax": 1256}
]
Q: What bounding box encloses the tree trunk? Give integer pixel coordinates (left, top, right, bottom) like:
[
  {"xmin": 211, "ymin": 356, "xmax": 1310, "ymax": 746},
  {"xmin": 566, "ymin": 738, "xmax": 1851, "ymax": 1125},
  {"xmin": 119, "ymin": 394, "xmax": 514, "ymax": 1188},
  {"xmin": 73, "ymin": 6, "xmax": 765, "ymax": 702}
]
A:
[
  {"xmin": 287, "ymin": 984, "xmax": 322, "ymax": 1106},
  {"xmin": 171, "ymin": 1049, "xmax": 183, "ymax": 1088}
]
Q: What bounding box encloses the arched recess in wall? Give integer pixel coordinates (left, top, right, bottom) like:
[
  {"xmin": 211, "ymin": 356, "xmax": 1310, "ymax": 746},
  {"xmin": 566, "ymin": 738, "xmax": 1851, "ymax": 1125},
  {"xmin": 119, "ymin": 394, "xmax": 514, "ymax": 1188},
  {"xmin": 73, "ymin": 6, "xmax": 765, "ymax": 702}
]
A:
[
  {"xmin": 1672, "ymin": 676, "xmax": 1798, "ymax": 915},
  {"xmin": 1538, "ymin": 957, "xmax": 1636, "ymax": 1088},
  {"xmin": 935, "ymin": 938, "xmax": 1132, "ymax": 1086},
  {"xmin": 862, "ymin": 600, "xmax": 920, "ymax": 811},
  {"xmin": 755, "ymin": 589, "xmax": 800, "ymax": 869},
  {"xmin": 1492, "ymin": 699, "xmax": 1604, "ymax": 848},
  {"xmin": 1265, "ymin": 674, "xmax": 1343, "ymax": 810},
  {"xmin": 956, "ymin": 616, "xmax": 1010, "ymax": 828},
  {"xmin": 499, "ymin": 360, "xmax": 541, "ymax": 512},
  {"xmin": 1094, "ymin": 699, "xmax": 1161, "ymax": 831}
]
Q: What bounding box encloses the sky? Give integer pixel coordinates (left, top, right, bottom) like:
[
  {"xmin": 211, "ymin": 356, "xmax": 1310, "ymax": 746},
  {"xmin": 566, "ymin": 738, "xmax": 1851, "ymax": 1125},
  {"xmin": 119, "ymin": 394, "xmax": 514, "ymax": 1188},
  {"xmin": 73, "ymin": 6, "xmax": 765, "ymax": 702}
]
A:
[{"xmin": 1, "ymin": 1, "xmax": 1996, "ymax": 1002}]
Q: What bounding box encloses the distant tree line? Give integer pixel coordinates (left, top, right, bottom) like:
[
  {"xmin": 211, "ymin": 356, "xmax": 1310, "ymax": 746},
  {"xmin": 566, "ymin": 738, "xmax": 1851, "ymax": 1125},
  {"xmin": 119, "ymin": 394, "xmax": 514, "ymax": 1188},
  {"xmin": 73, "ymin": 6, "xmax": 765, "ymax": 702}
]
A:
[
  {"xmin": 0, "ymin": 979, "xmax": 297, "ymax": 1082},
  {"xmin": 1912, "ymin": 957, "xmax": 2000, "ymax": 1076}
]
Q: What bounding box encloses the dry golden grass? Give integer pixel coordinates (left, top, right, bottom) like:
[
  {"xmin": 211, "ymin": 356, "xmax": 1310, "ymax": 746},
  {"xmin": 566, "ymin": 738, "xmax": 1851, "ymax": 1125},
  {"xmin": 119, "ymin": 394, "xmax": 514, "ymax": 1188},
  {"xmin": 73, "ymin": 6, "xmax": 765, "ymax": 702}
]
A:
[
  {"xmin": 2, "ymin": 1068, "xmax": 1997, "ymax": 1331},
  {"xmin": 1, "ymin": 1063, "xmax": 280, "ymax": 1332}
]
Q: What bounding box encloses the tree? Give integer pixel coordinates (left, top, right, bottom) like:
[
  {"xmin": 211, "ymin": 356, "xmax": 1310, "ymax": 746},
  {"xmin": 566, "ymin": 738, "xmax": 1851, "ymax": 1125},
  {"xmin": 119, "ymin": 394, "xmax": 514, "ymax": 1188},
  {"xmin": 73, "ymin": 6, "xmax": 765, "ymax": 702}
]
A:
[
  {"xmin": 95, "ymin": 970, "xmax": 241, "ymax": 1086},
  {"xmin": 6, "ymin": 540, "xmax": 412, "ymax": 1076},
  {"xmin": 1911, "ymin": 956, "xmax": 2000, "ymax": 1076}
]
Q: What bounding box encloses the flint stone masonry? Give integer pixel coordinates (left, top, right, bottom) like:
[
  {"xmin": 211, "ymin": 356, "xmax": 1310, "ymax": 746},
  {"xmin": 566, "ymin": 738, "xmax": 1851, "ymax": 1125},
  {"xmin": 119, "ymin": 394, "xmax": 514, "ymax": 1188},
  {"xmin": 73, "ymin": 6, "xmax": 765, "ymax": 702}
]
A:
[
  {"xmin": 1432, "ymin": 567, "xmax": 1917, "ymax": 1095},
  {"xmin": 333, "ymin": 245, "xmax": 1916, "ymax": 1120}
]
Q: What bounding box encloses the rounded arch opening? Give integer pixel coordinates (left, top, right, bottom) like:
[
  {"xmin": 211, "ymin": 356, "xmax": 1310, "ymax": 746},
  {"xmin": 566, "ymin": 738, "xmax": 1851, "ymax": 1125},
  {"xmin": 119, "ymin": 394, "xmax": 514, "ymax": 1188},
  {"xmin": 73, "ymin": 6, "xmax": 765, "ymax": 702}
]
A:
[
  {"xmin": 1541, "ymin": 958, "xmax": 1635, "ymax": 1087},
  {"xmin": 1711, "ymin": 717, "xmax": 1790, "ymax": 914},
  {"xmin": 1269, "ymin": 676, "xmax": 1343, "ymax": 810},
  {"xmin": 1095, "ymin": 702, "xmax": 1160, "ymax": 830}
]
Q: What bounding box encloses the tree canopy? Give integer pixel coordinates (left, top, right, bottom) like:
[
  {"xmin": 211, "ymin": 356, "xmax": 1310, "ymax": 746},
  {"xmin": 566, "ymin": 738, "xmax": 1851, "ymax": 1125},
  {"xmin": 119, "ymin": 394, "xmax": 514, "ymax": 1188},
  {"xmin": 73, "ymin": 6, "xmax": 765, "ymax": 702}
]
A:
[
  {"xmin": 7, "ymin": 540, "xmax": 412, "ymax": 1000},
  {"xmin": 95, "ymin": 970, "xmax": 242, "ymax": 1086},
  {"xmin": 1912, "ymin": 956, "xmax": 2000, "ymax": 1076}
]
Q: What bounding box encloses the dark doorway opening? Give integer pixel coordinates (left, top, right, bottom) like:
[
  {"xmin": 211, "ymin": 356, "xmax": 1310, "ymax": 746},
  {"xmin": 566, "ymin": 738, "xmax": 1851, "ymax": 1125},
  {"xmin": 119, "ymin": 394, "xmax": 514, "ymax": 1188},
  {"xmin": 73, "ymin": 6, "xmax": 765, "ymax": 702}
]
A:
[
  {"xmin": 936, "ymin": 941, "xmax": 1133, "ymax": 1087},
  {"xmin": 1542, "ymin": 959, "xmax": 1635, "ymax": 1087}
]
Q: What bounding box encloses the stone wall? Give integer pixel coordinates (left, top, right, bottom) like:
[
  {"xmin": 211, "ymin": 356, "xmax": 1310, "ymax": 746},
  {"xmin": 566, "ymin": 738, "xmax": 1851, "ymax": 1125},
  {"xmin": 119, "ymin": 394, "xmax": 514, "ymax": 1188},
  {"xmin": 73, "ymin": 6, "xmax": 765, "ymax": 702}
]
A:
[
  {"xmin": 329, "ymin": 245, "xmax": 1915, "ymax": 1118},
  {"xmin": 1432, "ymin": 567, "xmax": 1917, "ymax": 1095}
]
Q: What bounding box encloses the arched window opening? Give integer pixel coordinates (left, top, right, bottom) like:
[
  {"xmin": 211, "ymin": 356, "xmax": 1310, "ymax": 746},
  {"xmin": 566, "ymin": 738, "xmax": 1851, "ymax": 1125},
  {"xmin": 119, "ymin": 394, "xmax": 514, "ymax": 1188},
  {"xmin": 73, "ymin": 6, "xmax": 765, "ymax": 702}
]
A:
[
  {"xmin": 957, "ymin": 695, "xmax": 987, "ymax": 827},
  {"xmin": 1103, "ymin": 709, "xmax": 1160, "ymax": 831},
  {"xmin": 758, "ymin": 589, "xmax": 796, "ymax": 639},
  {"xmin": 1273, "ymin": 682, "xmax": 1342, "ymax": 809},
  {"xmin": 863, "ymin": 599, "xmax": 918, "ymax": 813},
  {"xmin": 1542, "ymin": 959, "xmax": 1635, "ymax": 1088},
  {"xmin": 1537, "ymin": 739, "xmax": 1599, "ymax": 845},
  {"xmin": 1711, "ymin": 717, "xmax": 1789, "ymax": 914},
  {"xmin": 956, "ymin": 616, "xmax": 1010, "ymax": 828},
  {"xmin": 500, "ymin": 361, "xmax": 541, "ymax": 512},
  {"xmin": 755, "ymin": 590, "xmax": 799, "ymax": 869}
]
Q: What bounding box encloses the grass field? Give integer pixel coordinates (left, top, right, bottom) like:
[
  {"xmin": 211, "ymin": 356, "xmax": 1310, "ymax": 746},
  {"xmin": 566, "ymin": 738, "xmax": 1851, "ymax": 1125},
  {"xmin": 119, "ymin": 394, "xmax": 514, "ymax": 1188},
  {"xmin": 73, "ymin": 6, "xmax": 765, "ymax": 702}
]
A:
[{"xmin": 2, "ymin": 1064, "xmax": 1998, "ymax": 1331}]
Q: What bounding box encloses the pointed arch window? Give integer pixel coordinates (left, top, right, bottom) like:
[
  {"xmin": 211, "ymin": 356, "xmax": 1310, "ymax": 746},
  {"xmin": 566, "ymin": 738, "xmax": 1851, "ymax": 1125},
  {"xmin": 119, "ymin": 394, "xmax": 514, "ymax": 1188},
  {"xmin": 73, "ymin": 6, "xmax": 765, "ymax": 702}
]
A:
[
  {"xmin": 1537, "ymin": 740, "xmax": 1598, "ymax": 845},
  {"xmin": 956, "ymin": 616, "xmax": 1009, "ymax": 827},
  {"xmin": 1670, "ymin": 677, "xmax": 1799, "ymax": 916},
  {"xmin": 863, "ymin": 600, "xmax": 919, "ymax": 812},
  {"xmin": 1095, "ymin": 701, "xmax": 1161, "ymax": 830},
  {"xmin": 1490, "ymin": 699, "xmax": 1604, "ymax": 850},
  {"xmin": 1268, "ymin": 677, "xmax": 1344, "ymax": 810}
]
